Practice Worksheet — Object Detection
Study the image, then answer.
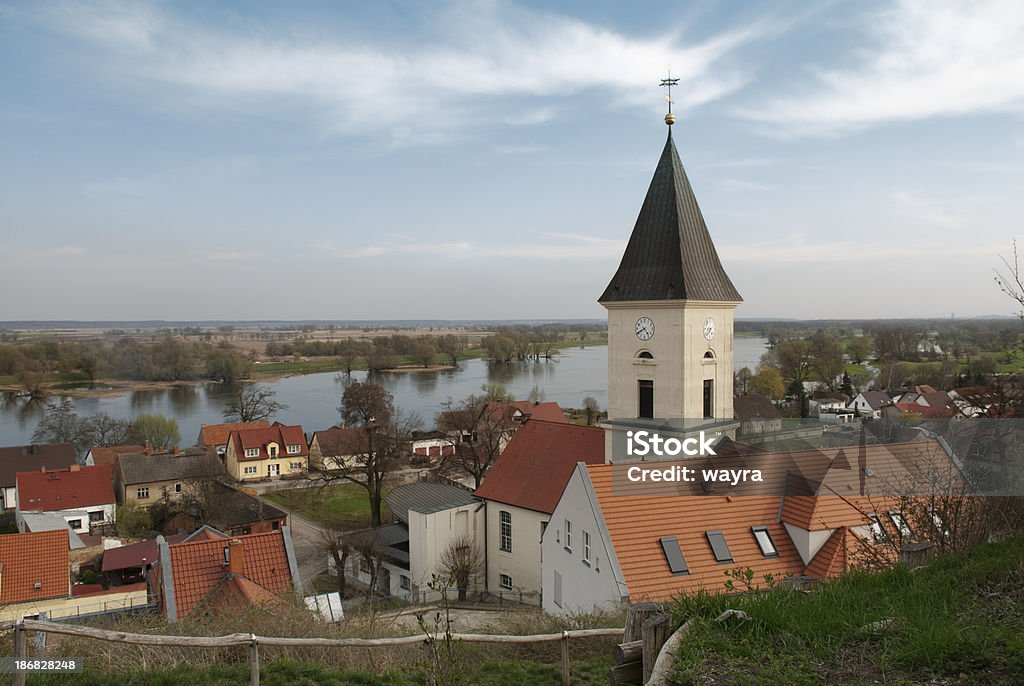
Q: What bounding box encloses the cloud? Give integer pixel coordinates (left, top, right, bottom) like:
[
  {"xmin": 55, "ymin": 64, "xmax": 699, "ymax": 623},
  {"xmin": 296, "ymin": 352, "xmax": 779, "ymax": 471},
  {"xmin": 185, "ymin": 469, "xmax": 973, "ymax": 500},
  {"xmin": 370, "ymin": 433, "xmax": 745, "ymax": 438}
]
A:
[
  {"xmin": 41, "ymin": 1, "xmax": 772, "ymax": 141},
  {"xmin": 739, "ymin": 0, "xmax": 1024, "ymax": 136},
  {"xmin": 316, "ymin": 232, "xmax": 623, "ymax": 261},
  {"xmin": 2, "ymin": 244, "xmax": 88, "ymax": 259},
  {"xmin": 722, "ymin": 236, "xmax": 1003, "ymax": 263}
]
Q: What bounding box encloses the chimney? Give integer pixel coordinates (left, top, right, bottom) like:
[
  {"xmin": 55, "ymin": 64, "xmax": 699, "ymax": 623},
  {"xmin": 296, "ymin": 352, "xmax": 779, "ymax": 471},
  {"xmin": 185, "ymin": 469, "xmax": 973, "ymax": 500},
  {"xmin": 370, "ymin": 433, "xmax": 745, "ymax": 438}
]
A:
[
  {"xmin": 40, "ymin": 466, "xmax": 46, "ymax": 473},
  {"xmin": 226, "ymin": 539, "xmax": 244, "ymax": 576},
  {"xmin": 70, "ymin": 464, "xmax": 81, "ymax": 472},
  {"xmin": 145, "ymin": 442, "xmax": 152, "ymax": 457},
  {"xmin": 172, "ymin": 446, "xmax": 180, "ymax": 457}
]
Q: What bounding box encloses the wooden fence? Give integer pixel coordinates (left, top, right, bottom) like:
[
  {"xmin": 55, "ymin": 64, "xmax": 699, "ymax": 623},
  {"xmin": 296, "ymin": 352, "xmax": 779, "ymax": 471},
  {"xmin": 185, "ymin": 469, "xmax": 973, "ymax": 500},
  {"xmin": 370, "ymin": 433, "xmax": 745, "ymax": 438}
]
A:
[{"xmin": 2, "ymin": 618, "xmax": 623, "ymax": 686}]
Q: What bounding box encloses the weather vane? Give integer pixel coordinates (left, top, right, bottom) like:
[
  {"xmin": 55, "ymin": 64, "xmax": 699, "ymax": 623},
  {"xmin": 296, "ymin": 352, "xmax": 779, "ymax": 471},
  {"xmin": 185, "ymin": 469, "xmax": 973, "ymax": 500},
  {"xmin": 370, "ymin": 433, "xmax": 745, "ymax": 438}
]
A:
[{"xmin": 660, "ymin": 67, "xmax": 679, "ymax": 126}]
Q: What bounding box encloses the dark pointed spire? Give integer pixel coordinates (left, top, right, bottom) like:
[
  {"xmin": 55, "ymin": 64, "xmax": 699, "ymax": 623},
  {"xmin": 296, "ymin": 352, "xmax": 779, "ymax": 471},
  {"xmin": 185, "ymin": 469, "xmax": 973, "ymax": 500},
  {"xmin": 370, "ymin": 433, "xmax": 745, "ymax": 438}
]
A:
[{"xmin": 599, "ymin": 130, "xmax": 742, "ymax": 303}]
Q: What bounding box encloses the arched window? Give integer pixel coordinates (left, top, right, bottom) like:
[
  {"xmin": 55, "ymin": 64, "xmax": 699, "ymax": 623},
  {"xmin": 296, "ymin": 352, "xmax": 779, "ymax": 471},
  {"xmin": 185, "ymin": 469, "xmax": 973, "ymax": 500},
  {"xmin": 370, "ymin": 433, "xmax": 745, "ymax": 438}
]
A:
[
  {"xmin": 637, "ymin": 351, "xmax": 654, "ymax": 360},
  {"xmin": 703, "ymin": 350, "xmax": 715, "ymax": 360}
]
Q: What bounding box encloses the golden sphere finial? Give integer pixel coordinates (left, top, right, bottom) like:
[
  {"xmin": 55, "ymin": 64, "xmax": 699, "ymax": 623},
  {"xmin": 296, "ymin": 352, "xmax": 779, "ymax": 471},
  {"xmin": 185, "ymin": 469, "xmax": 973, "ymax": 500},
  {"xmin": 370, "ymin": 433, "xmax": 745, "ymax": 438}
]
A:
[{"xmin": 665, "ymin": 112, "xmax": 676, "ymax": 126}]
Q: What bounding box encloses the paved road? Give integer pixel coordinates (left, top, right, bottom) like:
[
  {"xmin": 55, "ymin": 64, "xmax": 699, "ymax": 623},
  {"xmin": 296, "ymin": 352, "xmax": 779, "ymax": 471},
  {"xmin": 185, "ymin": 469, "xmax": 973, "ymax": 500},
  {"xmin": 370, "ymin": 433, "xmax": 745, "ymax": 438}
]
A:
[{"xmin": 254, "ymin": 493, "xmax": 330, "ymax": 593}]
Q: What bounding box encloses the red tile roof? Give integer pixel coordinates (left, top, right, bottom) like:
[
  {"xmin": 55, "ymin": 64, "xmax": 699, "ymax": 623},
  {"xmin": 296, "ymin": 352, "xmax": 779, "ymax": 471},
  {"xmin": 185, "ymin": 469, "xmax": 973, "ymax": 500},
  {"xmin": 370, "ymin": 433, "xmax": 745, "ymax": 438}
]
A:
[
  {"xmin": 16, "ymin": 465, "xmax": 115, "ymax": 511},
  {"xmin": 199, "ymin": 421, "xmax": 271, "ymax": 450},
  {"xmin": 88, "ymin": 444, "xmax": 146, "ymax": 466},
  {"xmin": 0, "ymin": 443, "xmax": 77, "ymax": 488},
  {"xmin": 101, "ymin": 534, "xmax": 189, "ymax": 573},
  {"xmin": 491, "ymin": 401, "xmax": 568, "ymax": 424},
  {"xmin": 474, "ymin": 420, "xmax": 604, "ymax": 513},
  {"xmin": 0, "ymin": 530, "xmax": 69, "ymax": 604},
  {"xmin": 589, "ymin": 465, "xmax": 802, "ymax": 599},
  {"xmin": 229, "ymin": 424, "xmax": 307, "ymax": 462},
  {"xmin": 164, "ymin": 530, "xmax": 293, "ymax": 618},
  {"xmin": 890, "ymin": 402, "xmax": 955, "ymax": 419}
]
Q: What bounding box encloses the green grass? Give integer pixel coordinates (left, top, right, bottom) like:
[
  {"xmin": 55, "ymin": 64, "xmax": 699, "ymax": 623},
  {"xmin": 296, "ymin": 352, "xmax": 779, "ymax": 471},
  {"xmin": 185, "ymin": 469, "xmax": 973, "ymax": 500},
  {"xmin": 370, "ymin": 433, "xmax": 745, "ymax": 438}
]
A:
[
  {"xmin": 670, "ymin": 536, "xmax": 1024, "ymax": 685},
  {"xmin": 264, "ymin": 484, "xmax": 388, "ymax": 529}
]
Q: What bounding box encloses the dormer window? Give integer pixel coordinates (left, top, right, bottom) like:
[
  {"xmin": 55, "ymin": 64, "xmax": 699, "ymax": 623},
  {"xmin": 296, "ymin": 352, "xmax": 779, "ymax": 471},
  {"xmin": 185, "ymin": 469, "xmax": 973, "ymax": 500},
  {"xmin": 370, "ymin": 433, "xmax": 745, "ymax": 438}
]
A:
[
  {"xmin": 286, "ymin": 444, "xmax": 301, "ymax": 455},
  {"xmin": 244, "ymin": 448, "xmax": 260, "ymax": 458}
]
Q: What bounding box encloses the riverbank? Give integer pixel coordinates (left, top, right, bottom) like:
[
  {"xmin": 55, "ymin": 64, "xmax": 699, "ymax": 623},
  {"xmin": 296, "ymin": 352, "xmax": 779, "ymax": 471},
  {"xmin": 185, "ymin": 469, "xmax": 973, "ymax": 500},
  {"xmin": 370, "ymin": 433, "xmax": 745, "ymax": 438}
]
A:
[{"xmin": 0, "ymin": 338, "xmax": 609, "ymax": 398}]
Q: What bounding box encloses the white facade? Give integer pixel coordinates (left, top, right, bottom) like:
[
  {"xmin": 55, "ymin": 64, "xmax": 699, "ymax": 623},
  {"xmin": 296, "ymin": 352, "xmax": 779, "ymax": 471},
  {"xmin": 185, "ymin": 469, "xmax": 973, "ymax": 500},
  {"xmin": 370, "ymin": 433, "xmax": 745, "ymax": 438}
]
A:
[
  {"xmin": 605, "ymin": 300, "xmax": 738, "ymax": 422},
  {"xmin": 408, "ymin": 502, "xmax": 484, "ymax": 592},
  {"xmin": 541, "ymin": 464, "xmax": 627, "ymax": 615},
  {"xmin": 16, "ymin": 502, "xmax": 115, "ymax": 535},
  {"xmin": 484, "ymin": 502, "xmax": 549, "ymax": 602}
]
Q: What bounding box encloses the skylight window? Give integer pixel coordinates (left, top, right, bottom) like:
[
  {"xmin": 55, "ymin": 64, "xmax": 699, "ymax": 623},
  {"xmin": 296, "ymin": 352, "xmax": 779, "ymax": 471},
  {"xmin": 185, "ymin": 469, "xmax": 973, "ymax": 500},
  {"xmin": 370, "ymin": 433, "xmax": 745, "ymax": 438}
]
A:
[
  {"xmin": 889, "ymin": 510, "xmax": 912, "ymax": 539},
  {"xmin": 752, "ymin": 526, "xmax": 778, "ymax": 558},
  {"xmin": 705, "ymin": 530, "xmax": 733, "ymax": 564},
  {"xmin": 659, "ymin": 536, "xmax": 689, "ymax": 575},
  {"xmin": 867, "ymin": 513, "xmax": 887, "ymax": 542}
]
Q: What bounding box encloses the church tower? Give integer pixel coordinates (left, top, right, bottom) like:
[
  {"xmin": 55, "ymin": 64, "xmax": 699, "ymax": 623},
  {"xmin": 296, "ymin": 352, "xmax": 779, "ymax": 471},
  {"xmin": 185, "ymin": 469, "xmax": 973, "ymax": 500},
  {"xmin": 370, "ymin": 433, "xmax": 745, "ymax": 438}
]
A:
[{"xmin": 600, "ymin": 110, "xmax": 742, "ymax": 425}]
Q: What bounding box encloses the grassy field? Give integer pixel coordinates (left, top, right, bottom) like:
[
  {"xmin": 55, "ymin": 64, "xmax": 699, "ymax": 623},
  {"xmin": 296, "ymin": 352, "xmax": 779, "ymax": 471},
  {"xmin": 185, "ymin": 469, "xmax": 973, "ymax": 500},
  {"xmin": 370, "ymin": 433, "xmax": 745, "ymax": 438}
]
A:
[
  {"xmin": 264, "ymin": 483, "xmax": 386, "ymax": 529},
  {"xmin": 669, "ymin": 536, "xmax": 1024, "ymax": 685}
]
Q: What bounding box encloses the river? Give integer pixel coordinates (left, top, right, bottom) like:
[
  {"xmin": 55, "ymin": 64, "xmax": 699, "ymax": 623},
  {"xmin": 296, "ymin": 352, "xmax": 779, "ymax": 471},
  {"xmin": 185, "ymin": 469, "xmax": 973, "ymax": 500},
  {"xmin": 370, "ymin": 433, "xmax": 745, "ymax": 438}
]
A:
[{"xmin": 0, "ymin": 338, "xmax": 768, "ymax": 446}]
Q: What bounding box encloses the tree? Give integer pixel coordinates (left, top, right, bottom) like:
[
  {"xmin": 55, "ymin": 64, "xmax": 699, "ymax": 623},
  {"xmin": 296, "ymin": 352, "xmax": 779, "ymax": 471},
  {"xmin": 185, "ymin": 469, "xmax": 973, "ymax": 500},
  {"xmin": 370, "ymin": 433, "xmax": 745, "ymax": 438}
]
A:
[
  {"xmin": 484, "ymin": 335, "xmax": 516, "ymax": 363},
  {"xmin": 480, "ymin": 383, "xmax": 513, "ymax": 402},
  {"xmin": 128, "ymin": 414, "xmax": 180, "ymax": 450},
  {"xmin": 734, "ymin": 367, "xmax": 753, "ymax": 394},
  {"xmin": 325, "ymin": 382, "xmax": 419, "ymax": 527},
  {"xmin": 810, "ymin": 332, "xmax": 845, "ymax": 391},
  {"xmin": 205, "ymin": 344, "xmax": 252, "ymax": 384},
  {"xmin": 749, "ymin": 366, "xmax": 785, "ymax": 401},
  {"xmin": 437, "ymin": 334, "xmax": 466, "ymax": 367},
  {"xmin": 846, "ymin": 336, "xmax": 875, "ymax": 364},
  {"xmin": 438, "ymin": 534, "xmax": 484, "ymax": 601},
  {"xmin": 413, "ymin": 339, "xmax": 437, "ymax": 368},
  {"xmin": 32, "ymin": 398, "xmax": 93, "ymax": 458},
  {"xmin": 527, "ymin": 385, "xmax": 546, "ymax": 403},
  {"xmin": 840, "ymin": 371, "xmax": 855, "ymax": 398},
  {"xmin": 582, "ymin": 396, "xmax": 600, "ymax": 426},
  {"xmin": 223, "ymin": 383, "xmax": 287, "ymax": 423},
  {"xmin": 437, "ymin": 394, "xmax": 515, "ymax": 488},
  {"xmin": 115, "ymin": 502, "xmax": 152, "ymax": 538},
  {"xmin": 89, "ymin": 413, "xmax": 133, "ymax": 447}
]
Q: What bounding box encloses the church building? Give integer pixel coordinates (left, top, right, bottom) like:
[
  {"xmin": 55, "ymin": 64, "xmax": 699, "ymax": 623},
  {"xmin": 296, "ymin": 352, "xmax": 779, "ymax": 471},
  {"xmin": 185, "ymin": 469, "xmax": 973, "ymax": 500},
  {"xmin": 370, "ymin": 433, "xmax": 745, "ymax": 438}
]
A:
[{"xmin": 600, "ymin": 108, "xmax": 742, "ymax": 455}]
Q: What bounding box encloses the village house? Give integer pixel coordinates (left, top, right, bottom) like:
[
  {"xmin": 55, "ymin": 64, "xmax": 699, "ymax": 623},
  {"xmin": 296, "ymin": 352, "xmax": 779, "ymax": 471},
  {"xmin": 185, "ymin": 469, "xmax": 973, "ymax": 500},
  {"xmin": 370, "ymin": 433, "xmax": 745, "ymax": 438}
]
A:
[
  {"xmin": 542, "ymin": 441, "xmax": 957, "ymax": 614},
  {"xmin": 472, "ymin": 419, "xmax": 605, "ymax": 602},
  {"xmin": 150, "ymin": 526, "xmax": 301, "ymax": 621},
  {"xmin": 16, "ymin": 464, "xmax": 116, "ymax": 535},
  {"xmin": 197, "ymin": 420, "xmax": 271, "ymax": 457},
  {"xmin": 336, "ymin": 481, "xmax": 480, "ymax": 601},
  {"xmin": 84, "ymin": 443, "xmax": 147, "ymax": 467},
  {"xmin": 733, "ymin": 393, "xmax": 783, "ymax": 437},
  {"xmin": 224, "ymin": 423, "xmax": 308, "ymax": 482},
  {"xmin": 849, "ymin": 391, "xmax": 895, "ymax": 418},
  {"xmin": 161, "ymin": 481, "xmax": 288, "ymax": 536},
  {"xmin": 308, "ymin": 426, "xmax": 368, "ymax": 471},
  {"xmin": 115, "ymin": 451, "xmax": 226, "ymax": 506},
  {"xmin": 0, "ymin": 443, "xmax": 77, "ymax": 511}
]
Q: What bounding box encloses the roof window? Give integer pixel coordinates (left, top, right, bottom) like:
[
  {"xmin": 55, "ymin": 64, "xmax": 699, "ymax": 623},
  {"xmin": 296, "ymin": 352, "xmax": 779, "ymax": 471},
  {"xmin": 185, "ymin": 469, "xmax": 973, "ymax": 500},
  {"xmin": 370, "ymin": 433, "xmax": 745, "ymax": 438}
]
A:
[
  {"xmin": 706, "ymin": 530, "xmax": 733, "ymax": 563},
  {"xmin": 659, "ymin": 536, "xmax": 689, "ymax": 575}
]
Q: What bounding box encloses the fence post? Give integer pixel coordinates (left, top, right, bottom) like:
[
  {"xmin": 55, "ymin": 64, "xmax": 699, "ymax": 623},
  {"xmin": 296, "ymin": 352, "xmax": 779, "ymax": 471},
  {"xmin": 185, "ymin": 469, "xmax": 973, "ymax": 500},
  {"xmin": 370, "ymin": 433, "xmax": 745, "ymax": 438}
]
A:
[
  {"xmin": 249, "ymin": 634, "xmax": 260, "ymax": 686},
  {"xmin": 560, "ymin": 630, "xmax": 570, "ymax": 686},
  {"xmin": 34, "ymin": 612, "xmax": 47, "ymax": 652},
  {"xmin": 13, "ymin": 619, "xmax": 26, "ymax": 686}
]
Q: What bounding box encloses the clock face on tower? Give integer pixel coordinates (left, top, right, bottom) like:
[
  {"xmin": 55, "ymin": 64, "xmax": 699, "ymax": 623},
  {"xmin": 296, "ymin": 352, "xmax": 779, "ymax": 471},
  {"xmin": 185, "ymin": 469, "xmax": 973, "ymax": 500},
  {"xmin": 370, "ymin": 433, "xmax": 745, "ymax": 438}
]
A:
[
  {"xmin": 635, "ymin": 317, "xmax": 654, "ymax": 341},
  {"xmin": 703, "ymin": 317, "xmax": 716, "ymax": 341}
]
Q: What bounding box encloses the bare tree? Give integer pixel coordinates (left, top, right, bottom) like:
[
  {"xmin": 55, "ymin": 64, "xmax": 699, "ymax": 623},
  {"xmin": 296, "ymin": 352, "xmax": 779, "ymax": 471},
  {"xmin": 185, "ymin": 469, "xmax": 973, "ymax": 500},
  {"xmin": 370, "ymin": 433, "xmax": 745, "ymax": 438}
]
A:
[
  {"xmin": 437, "ymin": 534, "xmax": 484, "ymax": 602},
  {"xmin": 995, "ymin": 238, "xmax": 1024, "ymax": 316},
  {"xmin": 222, "ymin": 383, "xmax": 287, "ymax": 423},
  {"xmin": 436, "ymin": 395, "xmax": 516, "ymax": 488},
  {"xmin": 582, "ymin": 396, "xmax": 601, "ymax": 426},
  {"xmin": 319, "ymin": 382, "xmax": 420, "ymax": 527}
]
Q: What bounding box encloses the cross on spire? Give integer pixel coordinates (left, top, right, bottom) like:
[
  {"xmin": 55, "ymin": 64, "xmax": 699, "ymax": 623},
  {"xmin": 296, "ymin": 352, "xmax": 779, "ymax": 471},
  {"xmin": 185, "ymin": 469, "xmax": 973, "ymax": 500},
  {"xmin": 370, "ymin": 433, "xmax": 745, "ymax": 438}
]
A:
[{"xmin": 660, "ymin": 68, "xmax": 680, "ymax": 126}]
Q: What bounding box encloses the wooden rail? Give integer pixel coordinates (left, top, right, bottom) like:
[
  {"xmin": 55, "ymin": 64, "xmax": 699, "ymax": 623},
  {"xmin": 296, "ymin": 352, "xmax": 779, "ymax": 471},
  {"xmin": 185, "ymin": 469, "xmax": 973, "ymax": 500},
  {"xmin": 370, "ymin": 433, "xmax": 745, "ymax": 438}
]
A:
[{"xmin": 6, "ymin": 619, "xmax": 623, "ymax": 686}]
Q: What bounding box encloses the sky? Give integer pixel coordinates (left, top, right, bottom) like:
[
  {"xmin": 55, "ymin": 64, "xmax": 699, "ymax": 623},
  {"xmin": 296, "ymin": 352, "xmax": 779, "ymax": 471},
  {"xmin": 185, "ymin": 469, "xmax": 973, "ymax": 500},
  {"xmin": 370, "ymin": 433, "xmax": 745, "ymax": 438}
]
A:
[{"xmin": 2, "ymin": 0, "xmax": 1024, "ymax": 322}]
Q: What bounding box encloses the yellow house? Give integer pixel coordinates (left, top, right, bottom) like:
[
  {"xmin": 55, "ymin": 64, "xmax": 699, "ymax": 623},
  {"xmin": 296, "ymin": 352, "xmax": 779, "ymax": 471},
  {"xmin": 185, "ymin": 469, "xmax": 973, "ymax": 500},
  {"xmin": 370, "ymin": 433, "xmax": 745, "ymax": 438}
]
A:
[{"xmin": 225, "ymin": 423, "xmax": 308, "ymax": 482}]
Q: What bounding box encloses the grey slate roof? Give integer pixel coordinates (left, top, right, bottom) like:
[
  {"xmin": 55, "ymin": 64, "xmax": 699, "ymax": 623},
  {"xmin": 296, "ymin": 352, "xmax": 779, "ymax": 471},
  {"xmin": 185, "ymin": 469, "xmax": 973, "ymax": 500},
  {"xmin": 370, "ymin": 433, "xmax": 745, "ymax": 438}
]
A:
[
  {"xmin": 118, "ymin": 452, "xmax": 225, "ymax": 485},
  {"xmin": 599, "ymin": 130, "xmax": 742, "ymax": 303},
  {"xmin": 734, "ymin": 394, "xmax": 782, "ymax": 420},
  {"xmin": 0, "ymin": 443, "xmax": 77, "ymax": 488},
  {"xmin": 385, "ymin": 482, "xmax": 478, "ymax": 525},
  {"xmin": 345, "ymin": 523, "xmax": 410, "ymax": 566}
]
